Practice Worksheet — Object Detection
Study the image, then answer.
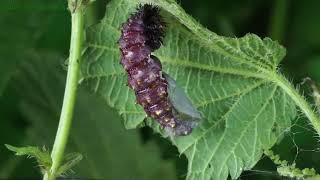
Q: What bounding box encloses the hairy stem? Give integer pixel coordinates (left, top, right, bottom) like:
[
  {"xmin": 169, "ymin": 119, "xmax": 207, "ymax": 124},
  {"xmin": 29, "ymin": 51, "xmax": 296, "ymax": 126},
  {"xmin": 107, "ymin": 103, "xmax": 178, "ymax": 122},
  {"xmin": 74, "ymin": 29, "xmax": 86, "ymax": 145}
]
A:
[
  {"xmin": 43, "ymin": 3, "xmax": 84, "ymax": 180},
  {"xmin": 274, "ymin": 74, "xmax": 320, "ymax": 137}
]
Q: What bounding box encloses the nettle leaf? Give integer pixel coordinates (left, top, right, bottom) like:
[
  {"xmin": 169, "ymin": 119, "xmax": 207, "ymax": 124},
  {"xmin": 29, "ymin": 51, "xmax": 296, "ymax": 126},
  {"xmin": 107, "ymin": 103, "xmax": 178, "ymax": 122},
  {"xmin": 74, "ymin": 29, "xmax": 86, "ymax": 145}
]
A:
[
  {"xmin": 56, "ymin": 152, "xmax": 83, "ymax": 175},
  {"xmin": 80, "ymin": 0, "xmax": 297, "ymax": 179},
  {"xmin": 5, "ymin": 137, "xmax": 83, "ymax": 176},
  {"xmin": 5, "ymin": 144, "xmax": 52, "ymax": 173}
]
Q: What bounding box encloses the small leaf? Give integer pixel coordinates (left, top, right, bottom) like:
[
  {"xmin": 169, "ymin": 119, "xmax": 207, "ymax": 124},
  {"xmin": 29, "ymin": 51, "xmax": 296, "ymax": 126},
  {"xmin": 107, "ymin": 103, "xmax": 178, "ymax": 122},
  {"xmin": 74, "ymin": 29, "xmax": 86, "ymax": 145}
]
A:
[
  {"xmin": 56, "ymin": 152, "xmax": 83, "ymax": 175},
  {"xmin": 5, "ymin": 144, "xmax": 52, "ymax": 173}
]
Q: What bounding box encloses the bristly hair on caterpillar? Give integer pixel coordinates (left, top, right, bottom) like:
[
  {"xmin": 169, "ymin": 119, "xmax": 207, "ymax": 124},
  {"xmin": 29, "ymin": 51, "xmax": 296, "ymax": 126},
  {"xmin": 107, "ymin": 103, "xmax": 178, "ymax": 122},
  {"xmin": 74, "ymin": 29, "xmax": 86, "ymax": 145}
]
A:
[
  {"xmin": 119, "ymin": 4, "xmax": 201, "ymax": 136},
  {"xmin": 140, "ymin": 4, "xmax": 166, "ymax": 51}
]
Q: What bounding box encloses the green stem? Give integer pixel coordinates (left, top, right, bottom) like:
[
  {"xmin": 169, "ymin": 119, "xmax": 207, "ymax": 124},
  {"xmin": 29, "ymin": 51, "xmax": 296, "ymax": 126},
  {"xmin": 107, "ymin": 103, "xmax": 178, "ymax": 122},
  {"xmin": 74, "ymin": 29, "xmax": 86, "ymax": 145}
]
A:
[
  {"xmin": 268, "ymin": 0, "xmax": 288, "ymax": 42},
  {"xmin": 43, "ymin": 4, "xmax": 84, "ymax": 180},
  {"xmin": 274, "ymin": 74, "xmax": 320, "ymax": 137}
]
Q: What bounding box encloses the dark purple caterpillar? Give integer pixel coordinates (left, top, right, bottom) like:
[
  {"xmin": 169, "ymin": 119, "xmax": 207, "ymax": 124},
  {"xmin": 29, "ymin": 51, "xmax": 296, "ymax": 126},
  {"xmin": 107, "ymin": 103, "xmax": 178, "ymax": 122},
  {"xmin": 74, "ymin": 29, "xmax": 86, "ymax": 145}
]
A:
[{"xmin": 119, "ymin": 4, "xmax": 200, "ymax": 136}]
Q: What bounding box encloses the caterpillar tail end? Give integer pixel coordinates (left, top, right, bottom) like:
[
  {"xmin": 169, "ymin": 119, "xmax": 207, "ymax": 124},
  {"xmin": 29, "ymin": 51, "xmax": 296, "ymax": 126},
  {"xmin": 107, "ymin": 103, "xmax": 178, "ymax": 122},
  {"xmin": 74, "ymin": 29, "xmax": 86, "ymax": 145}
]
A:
[{"xmin": 164, "ymin": 119, "xmax": 199, "ymax": 137}]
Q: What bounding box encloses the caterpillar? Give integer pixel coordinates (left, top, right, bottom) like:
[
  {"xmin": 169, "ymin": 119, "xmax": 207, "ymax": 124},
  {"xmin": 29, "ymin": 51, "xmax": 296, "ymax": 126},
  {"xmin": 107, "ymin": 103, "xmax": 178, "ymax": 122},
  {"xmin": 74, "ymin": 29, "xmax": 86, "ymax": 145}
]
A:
[{"xmin": 119, "ymin": 4, "xmax": 200, "ymax": 136}]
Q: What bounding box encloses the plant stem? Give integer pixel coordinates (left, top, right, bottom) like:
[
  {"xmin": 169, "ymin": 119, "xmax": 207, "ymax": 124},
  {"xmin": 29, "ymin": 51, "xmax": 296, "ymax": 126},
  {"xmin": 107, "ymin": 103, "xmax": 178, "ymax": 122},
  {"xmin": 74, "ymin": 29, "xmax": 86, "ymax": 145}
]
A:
[
  {"xmin": 43, "ymin": 4, "xmax": 84, "ymax": 180},
  {"xmin": 274, "ymin": 74, "xmax": 320, "ymax": 137}
]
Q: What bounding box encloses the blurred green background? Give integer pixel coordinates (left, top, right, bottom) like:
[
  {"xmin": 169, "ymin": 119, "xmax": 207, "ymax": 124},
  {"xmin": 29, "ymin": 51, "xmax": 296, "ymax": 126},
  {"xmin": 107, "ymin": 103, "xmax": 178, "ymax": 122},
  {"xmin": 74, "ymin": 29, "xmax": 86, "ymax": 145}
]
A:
[{"xmin": 0, "ymin": 0, "xmax": 319, "ymax": 179}]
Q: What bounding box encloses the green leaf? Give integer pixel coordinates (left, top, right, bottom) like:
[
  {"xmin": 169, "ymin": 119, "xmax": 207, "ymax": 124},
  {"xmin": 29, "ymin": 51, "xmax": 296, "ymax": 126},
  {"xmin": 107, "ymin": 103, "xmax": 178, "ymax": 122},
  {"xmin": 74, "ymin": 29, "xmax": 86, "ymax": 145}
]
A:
[
  {"xmin": 56, "ymin": 152, "xmax": 83, "ymax": 175},
  {"xmin": 80, "ymin": 0, "xmax": 301, "ymax": 179},
  {"xmin": 5, "ymin": 142, "xmax": 83, "ymax": 176},
  {"xmin": 5, "ymin": 144, "xmax": 52, "ymax": 173},
  {"xmin": 11, "ymin": 51, "xmax": 177, "ymax": 179}
]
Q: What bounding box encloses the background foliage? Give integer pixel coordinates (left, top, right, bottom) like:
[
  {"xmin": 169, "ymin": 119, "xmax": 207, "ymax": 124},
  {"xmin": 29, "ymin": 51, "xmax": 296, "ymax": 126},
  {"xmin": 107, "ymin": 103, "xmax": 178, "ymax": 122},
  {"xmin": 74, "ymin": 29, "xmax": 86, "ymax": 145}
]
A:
[{"xmin": 0, "ymin": 0, "xmax": 319, "ymax": 179}]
